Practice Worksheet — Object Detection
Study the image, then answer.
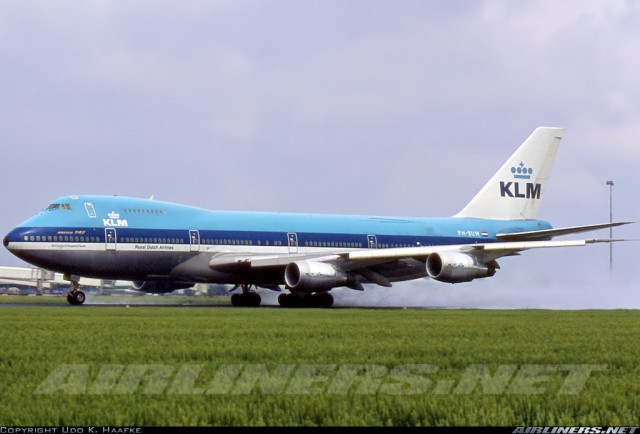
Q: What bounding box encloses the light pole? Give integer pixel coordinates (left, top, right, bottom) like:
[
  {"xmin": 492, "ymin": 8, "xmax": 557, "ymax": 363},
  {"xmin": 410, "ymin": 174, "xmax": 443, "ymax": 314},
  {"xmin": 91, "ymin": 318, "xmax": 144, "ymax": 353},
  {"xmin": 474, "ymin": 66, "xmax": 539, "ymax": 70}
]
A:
[{"xmin": 606, "ymin": 180, "xmax": 614, "ymax": 272}]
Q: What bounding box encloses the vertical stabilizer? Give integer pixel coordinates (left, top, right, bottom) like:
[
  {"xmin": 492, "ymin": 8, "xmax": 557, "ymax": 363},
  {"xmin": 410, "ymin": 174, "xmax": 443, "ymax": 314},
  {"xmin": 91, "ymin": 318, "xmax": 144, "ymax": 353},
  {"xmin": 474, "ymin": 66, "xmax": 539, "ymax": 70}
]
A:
[{"xmin": 454, "ymin": 127, "xmax": 564, "ymax": 220}]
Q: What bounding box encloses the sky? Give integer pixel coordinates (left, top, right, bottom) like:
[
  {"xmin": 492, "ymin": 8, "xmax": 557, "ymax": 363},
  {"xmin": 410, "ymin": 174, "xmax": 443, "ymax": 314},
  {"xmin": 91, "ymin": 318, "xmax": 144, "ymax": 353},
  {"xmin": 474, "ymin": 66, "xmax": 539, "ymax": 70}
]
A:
[{"xmin": 0, "ymin": 0, "xmax": 638, "ymax": 308}]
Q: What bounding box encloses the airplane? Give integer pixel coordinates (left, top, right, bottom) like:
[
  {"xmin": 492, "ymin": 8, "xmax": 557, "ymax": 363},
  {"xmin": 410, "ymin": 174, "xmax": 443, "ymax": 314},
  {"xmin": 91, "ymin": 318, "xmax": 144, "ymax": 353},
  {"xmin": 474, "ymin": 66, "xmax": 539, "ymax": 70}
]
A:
[{"xmin": 3, "ymin": 127, "xmax": 631, "ymax": 307}]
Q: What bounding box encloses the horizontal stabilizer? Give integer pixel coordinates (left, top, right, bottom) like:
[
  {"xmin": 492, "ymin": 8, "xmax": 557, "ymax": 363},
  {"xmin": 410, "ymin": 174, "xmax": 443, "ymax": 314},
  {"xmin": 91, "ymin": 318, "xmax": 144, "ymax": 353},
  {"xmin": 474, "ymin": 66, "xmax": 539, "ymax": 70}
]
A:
[{"xmin": 496, "ymin": 221, "xmax": 633, "ymax": 241}]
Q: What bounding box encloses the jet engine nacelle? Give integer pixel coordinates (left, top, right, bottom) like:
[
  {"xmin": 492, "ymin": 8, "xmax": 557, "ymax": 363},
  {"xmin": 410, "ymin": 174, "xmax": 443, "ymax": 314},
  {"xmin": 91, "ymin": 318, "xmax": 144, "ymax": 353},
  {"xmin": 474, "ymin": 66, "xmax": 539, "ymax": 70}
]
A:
[
  {"xmin": 426, "ymin": 252, "xmax": 496, "ymax": 283},
  {"xmin": 132, "ymin": 280, "xmax": 194, "ymax": 294},
  {"xmin": 284, "ymin": 261, "xmax": 348, "ymax": 292}
]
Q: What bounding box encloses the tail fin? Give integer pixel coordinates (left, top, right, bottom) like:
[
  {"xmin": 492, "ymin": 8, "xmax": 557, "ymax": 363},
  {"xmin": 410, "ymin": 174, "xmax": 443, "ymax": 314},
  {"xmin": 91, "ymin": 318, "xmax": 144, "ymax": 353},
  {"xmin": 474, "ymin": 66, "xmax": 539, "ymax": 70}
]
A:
[{"xmin": 455, "ymin": 127, "xmax": 564, "ymax": 220}]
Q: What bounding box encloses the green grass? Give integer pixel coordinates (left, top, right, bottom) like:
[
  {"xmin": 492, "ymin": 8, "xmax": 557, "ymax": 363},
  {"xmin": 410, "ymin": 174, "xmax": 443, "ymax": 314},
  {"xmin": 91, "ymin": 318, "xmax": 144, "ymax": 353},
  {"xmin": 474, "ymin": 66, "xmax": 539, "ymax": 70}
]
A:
[{"xmin": 0, "ymin": 307, "xmax": 638, "ymax": 426}]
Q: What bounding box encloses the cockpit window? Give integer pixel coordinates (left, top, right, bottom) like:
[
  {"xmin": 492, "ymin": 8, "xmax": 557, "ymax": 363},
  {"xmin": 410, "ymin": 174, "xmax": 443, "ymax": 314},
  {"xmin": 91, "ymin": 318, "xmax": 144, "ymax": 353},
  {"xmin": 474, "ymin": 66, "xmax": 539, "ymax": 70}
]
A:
[{"xmin": 45, "ymin": 203, "xmax": 72, "ymax": 211}]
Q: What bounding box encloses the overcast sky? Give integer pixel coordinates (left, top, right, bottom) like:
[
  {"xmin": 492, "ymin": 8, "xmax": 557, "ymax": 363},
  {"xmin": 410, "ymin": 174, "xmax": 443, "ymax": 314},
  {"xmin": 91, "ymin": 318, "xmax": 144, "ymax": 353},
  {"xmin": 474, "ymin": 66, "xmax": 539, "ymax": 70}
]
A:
[{"xmin": 1, "ymin": 0, "xmax": 638, "ymax": 308}]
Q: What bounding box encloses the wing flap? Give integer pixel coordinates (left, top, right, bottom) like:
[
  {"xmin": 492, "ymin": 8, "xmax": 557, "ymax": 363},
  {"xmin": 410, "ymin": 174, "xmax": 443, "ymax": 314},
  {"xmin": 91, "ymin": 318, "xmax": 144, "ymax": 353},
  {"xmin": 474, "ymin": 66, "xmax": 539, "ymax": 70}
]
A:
[
  {"xmin": 354, "ymin": 268, "xmax": 393, "ymax": 287},
  {"xmin": 207, "ymin": 238, "xmax": 624, "ymax": 277},
  {"xmin": 346, "ymin": 240, "xmax": 592, "ymax": 263},
  {"xmin": 208, "ymin": 252, "xmax": 341, "ymax": 271}
]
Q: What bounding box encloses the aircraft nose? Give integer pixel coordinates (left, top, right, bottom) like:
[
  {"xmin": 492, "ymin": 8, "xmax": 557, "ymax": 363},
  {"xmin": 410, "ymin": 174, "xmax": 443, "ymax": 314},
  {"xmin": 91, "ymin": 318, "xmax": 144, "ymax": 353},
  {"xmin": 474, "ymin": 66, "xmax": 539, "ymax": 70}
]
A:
[{"xmin": 4, "ymin": 228, "xmax": 20, "ymax": 250}]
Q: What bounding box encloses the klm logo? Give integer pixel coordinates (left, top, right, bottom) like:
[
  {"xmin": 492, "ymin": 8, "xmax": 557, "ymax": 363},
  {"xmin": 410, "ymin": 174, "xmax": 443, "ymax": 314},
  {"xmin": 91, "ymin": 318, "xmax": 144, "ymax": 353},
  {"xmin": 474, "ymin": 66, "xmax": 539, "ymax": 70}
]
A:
[
  {"xmin": 512, "ymin": 161, "xmax": 532, "ymax": 179},
  {"xmin": 499, "ymin": 162, "xmax": 541, "ymax": 199},
  {"xmin": 103, "ymin": 211, "xmax": 129, "ymax": 227}
]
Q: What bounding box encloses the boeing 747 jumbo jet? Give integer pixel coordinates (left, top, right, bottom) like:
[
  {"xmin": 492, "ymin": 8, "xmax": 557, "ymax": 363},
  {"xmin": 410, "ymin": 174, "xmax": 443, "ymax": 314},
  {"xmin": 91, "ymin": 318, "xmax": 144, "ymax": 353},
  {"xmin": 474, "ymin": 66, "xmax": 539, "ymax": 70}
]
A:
[{"xmin": 3, "ymin": 127, "xmax": 631, "ymax": 307}]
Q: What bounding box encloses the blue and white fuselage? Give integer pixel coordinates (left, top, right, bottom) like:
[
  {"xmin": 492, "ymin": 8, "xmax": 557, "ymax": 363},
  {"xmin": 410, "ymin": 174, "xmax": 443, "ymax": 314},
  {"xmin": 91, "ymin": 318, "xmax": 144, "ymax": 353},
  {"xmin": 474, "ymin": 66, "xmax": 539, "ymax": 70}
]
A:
[
  {"xmin": 3, "ymin": 194, "xmax": 551, "ymax": 281},
  {"xmin": 3, "ymin": 127, "xmax": 628, "ymax": 307}
]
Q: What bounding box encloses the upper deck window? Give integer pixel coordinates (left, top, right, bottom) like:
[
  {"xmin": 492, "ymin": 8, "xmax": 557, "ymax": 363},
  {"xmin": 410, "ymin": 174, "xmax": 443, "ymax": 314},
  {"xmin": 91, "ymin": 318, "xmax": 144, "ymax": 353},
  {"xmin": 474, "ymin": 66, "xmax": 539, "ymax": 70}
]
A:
[
  {"xmin": 123, "ymin": 208, "xmax": 168, "ymax": 215},
  {"xmin": 45, "ymin": 203, "xmax": 72, "ymax": 211}
]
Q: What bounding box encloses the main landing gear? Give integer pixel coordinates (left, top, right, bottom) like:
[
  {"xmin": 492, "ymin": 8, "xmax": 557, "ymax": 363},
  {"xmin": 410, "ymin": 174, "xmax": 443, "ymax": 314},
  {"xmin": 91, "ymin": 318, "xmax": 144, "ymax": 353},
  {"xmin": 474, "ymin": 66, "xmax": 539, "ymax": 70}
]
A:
[
  {"xmin": 228, "ymin": 285, "xmax": 334, "ymax": 308},
  {"xmin": 66, "ymin": 281, "xmax": 86, "ymax": 306},
  {"xmin": 278, "ymin": 291, "xmax": 334, "ymax": 308},
  {"xmin": 230, "ymin": 284, "xmax": 262, "ymax": 307}
]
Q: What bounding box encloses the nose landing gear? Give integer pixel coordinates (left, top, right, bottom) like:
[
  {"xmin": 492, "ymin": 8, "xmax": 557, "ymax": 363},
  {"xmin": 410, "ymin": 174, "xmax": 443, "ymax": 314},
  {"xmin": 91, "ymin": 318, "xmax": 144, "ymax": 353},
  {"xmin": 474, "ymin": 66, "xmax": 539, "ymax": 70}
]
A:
[{"xmin": 66, "ymin": 279, "xmax": 86, "ymax": 305}]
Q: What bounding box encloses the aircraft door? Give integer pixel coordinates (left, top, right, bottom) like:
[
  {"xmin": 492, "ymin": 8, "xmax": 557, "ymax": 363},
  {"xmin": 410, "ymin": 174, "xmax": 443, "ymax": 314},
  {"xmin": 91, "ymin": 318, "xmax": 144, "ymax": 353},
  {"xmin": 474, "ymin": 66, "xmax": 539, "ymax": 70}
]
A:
[
  {"xmin": 105, "ymin": 228, "xmax": 117, "ymax": 251},
  {"xmin": 367, "ymin": 235, "xmax": 378, "ymax": 249},
  {"xmin": 288, "ymin": 232, "xmax": 298, "ymax": 253},
  {"xmin": 189, "ymin": 230, "xmax": 200, "ymax": 252}
]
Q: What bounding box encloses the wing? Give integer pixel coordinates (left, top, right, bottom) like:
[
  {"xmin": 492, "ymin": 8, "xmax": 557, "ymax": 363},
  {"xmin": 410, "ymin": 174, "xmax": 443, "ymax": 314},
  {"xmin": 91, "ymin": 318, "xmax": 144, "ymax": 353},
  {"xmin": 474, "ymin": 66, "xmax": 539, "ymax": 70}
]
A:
[
  {"xmin": 496, "ymin": 221, "xmax": 632, "ymax": 241},
  {"xmin": 207, "ymin": 238, "xmax": 622, "ymax": 289}
]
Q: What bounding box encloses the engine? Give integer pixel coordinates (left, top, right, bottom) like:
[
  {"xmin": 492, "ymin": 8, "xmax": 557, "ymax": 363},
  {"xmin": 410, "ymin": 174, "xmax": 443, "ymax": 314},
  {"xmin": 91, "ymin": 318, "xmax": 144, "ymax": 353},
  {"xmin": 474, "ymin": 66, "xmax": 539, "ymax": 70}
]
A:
[
  {"xmin": 131, "ymin": 280, "xmax": 194, "ymax": 294},
  {"xmin": 426, "ymin": 252, "xmax": 496, "ymax": 283},
  {"xmin": 284, "ymin": 261, "xmax": 348, "ymax": 292}
]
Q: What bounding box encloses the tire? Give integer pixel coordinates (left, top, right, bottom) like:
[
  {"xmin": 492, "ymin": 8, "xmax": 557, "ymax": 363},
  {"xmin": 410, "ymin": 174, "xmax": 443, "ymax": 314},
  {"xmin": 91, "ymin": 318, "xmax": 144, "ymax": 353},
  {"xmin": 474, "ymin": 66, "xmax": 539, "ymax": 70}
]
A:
[
  {"xmin": 73, "ymin": 291, "xmax": 86, "ymax": 305},
  {"xmin": 315, "ymin": 292, "xmax": 334, "ymax": 308},
  {"xmin": 248, "ymin": 292, "xmax": 262, "ymax": 307},
  {"xmin": 231, "ymin": 293, "xmax": 242, "ymax": 307},
  {"xmin": 302, "ymin": 293, "xmax": 314, "ymax": 308},
  {"xmin": 278, "ymin": 293, "xmax": 290, "ymax": 307}
]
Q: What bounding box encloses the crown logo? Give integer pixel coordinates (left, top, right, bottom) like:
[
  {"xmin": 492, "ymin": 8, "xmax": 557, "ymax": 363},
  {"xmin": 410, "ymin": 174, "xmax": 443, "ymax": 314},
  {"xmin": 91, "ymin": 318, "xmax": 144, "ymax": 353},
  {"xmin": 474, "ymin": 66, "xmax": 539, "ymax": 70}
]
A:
[
  {"xmin": 108, "ymin": 211, "xmax": 120, "ymax": 219},
  {"xmin": 511, "ymin": 162, "xmax": 533, "ymax": 180}
]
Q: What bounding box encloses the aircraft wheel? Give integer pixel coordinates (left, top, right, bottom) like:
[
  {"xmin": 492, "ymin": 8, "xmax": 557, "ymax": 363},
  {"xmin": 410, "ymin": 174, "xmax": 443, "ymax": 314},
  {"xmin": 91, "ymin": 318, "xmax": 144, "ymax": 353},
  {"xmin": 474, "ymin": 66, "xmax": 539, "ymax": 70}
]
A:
[
  {"xmin": 302, "ymin": 293, "xmax": 314, "ymax": 307},
  {"xmin": 314, "ymin": 292, "xmax": 334, "ymax": 308},
  {"xmin": 231, "ymin": 293, "xmax": 242, "ymax": 306},
  {"xmin": 248, "ymin": 291, "xmax": 262, "ymax": 307},
  {"xmin": 278, "ymin": 292, "xmax": 289, "ymax": 307},
  {"xmin": 231, "ymin": 291, "xmax": 261, "ymax": 307},
  {"xmin": 73, "ymin": 290, "xmax": 86, "ymax": 305},
  {"xmin": 278, "ymin": 293, "xmax": 292, "ymax": 307},
  {"xmin": 278, "ymin": 292, "xmax": 302, "ymax": 307},
  {"xmin": 67, "ymin": 293, "xmax": 76, "ymax": 305}
]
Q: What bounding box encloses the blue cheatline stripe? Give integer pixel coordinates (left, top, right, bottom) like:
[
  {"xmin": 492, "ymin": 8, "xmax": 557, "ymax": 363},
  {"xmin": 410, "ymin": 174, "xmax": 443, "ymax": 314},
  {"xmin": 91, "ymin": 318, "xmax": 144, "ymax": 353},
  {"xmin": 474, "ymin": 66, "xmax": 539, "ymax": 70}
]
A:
[{"xmin": 11, "ymin": 226, "xmax": 494, "ymax": 248}]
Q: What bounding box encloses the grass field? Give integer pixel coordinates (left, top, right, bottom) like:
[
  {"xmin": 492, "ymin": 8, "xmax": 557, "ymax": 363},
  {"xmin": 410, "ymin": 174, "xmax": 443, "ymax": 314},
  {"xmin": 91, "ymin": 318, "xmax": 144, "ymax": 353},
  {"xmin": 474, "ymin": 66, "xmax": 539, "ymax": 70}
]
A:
[{"xmin": 0, "ymin": 301, "xmax": 638, "ymax": 426}]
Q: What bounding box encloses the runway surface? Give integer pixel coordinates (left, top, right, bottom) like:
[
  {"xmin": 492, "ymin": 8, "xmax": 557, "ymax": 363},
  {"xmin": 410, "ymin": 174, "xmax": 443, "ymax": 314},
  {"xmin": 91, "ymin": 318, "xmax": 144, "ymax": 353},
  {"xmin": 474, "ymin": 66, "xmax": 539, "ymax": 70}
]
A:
[{"xmin": 0, "ymin": 295, "xmax": 437, "ymax": 309}]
